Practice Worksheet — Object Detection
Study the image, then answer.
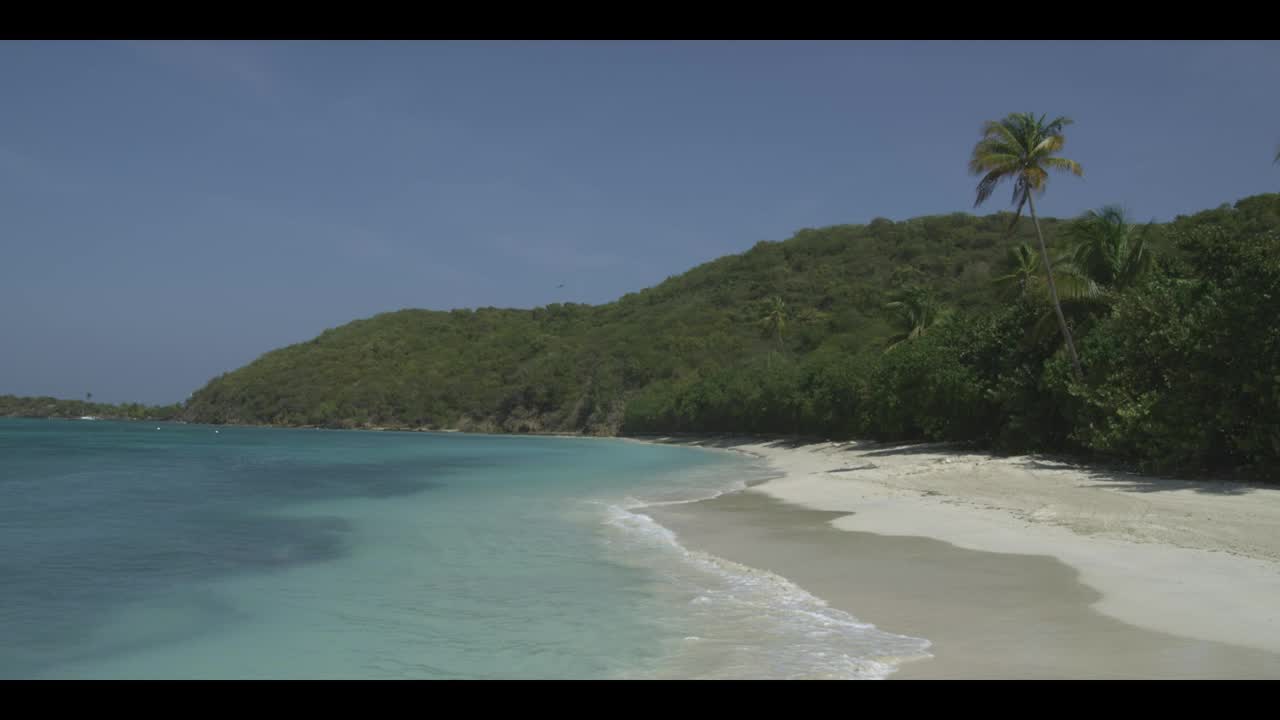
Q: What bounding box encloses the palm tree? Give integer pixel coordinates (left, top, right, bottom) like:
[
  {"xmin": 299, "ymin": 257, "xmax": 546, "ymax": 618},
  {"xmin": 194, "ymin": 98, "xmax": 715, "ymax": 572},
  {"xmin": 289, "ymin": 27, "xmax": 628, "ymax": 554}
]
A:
[
  {"xmin": 884, "ymin": 287, "xmax": 945, "ymax": 351},
  {"xmin": 991, "ymin": 241, "xmax": 1100, "ymax": 300},
  {"xmin": 1065, "ymin": 205, "xmax": 1151, "ymax": 293},
  {"xmin": 758, "ymin": 296, "xmax": 788, "ymax": 367},
  {"xmin": 970, "ymin": 112, "xmax": 1085, "ymax": 382},
  {"xmin": 992, "ymin": 243, "xmax": 1042, "ymax": 300},
  {"xmin": 1013, "ymin": 205, "xmax": 1155, "ymax": 348}
]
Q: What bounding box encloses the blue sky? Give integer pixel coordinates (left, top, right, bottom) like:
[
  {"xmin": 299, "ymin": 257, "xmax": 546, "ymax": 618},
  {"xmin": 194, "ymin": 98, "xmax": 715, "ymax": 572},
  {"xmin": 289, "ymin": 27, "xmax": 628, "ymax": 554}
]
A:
[{"xmin": 3, "ymin": 40, "xmax": 1278, "ymax": 404}]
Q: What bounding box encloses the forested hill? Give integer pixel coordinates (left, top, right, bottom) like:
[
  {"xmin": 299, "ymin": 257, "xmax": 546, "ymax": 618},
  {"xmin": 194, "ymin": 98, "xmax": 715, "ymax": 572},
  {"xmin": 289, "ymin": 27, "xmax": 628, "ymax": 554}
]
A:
[
  {"xmin": 182, "ymin": 207, "xmax": 1070, "ymax": 431},
  {"xmin": 182, "ymin": 194, "xmax": 1280, "ymax": 480}
]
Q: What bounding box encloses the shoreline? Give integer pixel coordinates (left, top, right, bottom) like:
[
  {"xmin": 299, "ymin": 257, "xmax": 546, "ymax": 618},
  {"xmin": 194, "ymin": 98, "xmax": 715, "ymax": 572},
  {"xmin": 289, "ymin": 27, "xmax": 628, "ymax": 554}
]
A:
[{"xmin": 636, "ymin": 436, "xmax": 1280, "ymax": 678}]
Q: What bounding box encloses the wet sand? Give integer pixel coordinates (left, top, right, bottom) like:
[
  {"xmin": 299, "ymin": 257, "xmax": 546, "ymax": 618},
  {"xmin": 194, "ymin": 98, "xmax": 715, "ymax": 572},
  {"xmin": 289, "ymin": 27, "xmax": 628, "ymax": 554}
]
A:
[{"xmin": 638, "ymin": 437, "xmax": 1280, "ymax": 679}]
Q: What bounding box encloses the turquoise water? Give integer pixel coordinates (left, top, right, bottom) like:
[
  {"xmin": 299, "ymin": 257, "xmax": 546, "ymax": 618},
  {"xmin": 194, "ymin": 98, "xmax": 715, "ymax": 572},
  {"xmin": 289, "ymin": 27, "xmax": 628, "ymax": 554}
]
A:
[{"xmin": 0, "ymin": 418, "xmax": 928, "ymax": 679}]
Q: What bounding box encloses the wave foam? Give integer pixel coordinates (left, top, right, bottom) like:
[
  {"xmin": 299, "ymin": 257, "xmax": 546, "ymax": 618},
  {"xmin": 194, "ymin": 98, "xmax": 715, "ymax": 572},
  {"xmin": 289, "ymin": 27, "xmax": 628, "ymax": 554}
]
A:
[{"xmin": 601, "ymin": 503, "xmax": 932, "ymax": 679}]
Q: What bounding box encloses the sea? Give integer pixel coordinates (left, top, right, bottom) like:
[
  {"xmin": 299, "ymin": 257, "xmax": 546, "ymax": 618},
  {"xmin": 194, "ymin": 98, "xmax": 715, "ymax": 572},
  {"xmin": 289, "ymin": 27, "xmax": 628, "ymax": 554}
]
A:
[{"xmin": 0, "ymin": 418, "xmax": 929, "ymax": 679}]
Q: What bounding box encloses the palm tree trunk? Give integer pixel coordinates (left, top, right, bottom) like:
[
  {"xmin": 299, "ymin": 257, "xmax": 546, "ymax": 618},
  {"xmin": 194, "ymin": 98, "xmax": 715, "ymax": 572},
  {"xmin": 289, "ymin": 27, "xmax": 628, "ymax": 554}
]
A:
[{"xmin": 1026, "ymin": 193, "xmax": 1085, "ymax": 383}]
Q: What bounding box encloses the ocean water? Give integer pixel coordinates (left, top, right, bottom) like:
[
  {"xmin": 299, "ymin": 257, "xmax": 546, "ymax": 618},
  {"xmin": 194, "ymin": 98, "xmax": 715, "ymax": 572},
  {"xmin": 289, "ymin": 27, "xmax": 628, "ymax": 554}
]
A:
[{"xmin": 0, "ymin": 418, "xmax": 929, "ymax": 679}]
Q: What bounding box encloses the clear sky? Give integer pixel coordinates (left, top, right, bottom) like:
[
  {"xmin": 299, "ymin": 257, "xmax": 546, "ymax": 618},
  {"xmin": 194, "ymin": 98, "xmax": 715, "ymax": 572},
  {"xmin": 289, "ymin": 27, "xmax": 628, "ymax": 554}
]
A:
[{"xmin": 3, "ymin": 40, "xmax": 1278, "ymax": 404}]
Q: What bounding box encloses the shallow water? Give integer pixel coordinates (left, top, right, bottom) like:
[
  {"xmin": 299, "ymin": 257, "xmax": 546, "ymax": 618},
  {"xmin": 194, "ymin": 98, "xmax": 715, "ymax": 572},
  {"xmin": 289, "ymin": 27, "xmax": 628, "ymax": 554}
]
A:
[{"xmin": 0, "ymin": 418, "xmax": 927, "ymax": 679}]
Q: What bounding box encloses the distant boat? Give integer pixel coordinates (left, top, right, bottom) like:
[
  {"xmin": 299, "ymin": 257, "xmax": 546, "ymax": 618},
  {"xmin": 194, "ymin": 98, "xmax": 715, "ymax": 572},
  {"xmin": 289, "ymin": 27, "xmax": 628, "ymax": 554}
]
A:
[{"xmin": 78, "ymin": 416, "xmax": 98, "ymax": 421}]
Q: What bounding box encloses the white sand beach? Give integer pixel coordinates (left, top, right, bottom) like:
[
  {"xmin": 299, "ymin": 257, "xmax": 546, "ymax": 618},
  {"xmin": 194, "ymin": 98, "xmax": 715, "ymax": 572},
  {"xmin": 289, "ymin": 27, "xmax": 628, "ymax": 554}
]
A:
[{"xmin": 640, "ymin": 437, "xmax": 1280, "ymax": 679}]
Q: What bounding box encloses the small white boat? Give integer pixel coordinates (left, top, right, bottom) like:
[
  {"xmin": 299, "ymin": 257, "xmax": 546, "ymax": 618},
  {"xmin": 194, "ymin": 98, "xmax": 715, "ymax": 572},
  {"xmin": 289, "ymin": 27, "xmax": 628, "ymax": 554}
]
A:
[{"xmin": 78, "ymin": 415, "xmax": 98, "ymax": 421}]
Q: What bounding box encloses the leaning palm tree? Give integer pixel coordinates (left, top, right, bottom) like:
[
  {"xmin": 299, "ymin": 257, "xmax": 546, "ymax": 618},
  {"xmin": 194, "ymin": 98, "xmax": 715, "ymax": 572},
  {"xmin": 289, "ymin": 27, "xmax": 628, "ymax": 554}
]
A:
[
  {"xmin": 884, "ymin": 287, "xmax": 946, "ymax": 352},
  {"xmin": 970, "ymin": 112, "xmax": 1085, "ymax": 382},
  {"xmin": 998, "ymin": 253, "xmax": 1106, "ymax": 348},
  {"xmin": 758, "ymin": 296, "xmax": 788, "ymax": 367},
  {"xmin": 993, "ymin": 241, "xmax": 1098, "ymax": 303},
  {"xmin": 1017, "ymin": 205, "xmax": 1156, "ymax": 348}
]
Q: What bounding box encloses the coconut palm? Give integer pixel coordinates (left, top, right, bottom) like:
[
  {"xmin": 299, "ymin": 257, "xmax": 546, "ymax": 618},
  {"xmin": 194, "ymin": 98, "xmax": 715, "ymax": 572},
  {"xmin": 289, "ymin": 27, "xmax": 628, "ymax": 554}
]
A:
[
  {"xmin": 1010, "ymin": 206, "xmax": 1155, "ymax": 348},
  {"xmin": 1065, "ymin": 205, "xmax": 1152, "ymax": 293},
  {"xmin": 884, "ymin": 287, "xmax": 946, "ymax": 351},
  {"xmin": 993, "ymin": 242, "xmax": 1098, "ymax": 303},
  {"xmin": 992, "ymin": 243, "xmax": 1042, "ymax": 300},
  {"xmin": 970, "ymin": 112, "xmax": 1085, "ymax": 382}
]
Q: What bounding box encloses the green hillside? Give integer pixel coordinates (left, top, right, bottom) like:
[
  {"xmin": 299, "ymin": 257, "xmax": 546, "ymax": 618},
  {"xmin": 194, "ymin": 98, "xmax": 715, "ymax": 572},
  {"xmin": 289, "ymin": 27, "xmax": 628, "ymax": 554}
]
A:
[
  {"xmin": 181, "ymin": 208, "xmax": 1072, "ymax": 432},
  {"xmin": 176, "ymin": 193, "xmax": 1280, "ymax": 482}
]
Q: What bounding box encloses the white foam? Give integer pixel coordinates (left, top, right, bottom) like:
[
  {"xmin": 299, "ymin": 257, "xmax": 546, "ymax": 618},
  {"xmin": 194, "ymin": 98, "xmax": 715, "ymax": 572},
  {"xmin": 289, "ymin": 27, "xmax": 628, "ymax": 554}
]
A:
[{"xmin": 599, "ymin": 503, "xmax": 932, "ymax": 679}]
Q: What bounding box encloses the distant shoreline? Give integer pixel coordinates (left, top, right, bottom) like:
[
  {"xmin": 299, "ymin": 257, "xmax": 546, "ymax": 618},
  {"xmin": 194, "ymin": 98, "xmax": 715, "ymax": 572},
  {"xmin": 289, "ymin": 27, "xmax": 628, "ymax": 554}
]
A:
[{"xmin": 9, "ymin": 415, "xmax": 1260, "ymax": 487}]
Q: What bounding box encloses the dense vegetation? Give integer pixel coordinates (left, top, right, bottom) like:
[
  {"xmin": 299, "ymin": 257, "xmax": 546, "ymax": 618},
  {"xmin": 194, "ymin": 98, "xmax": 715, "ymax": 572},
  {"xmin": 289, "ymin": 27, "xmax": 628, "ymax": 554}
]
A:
[
  {"xmin": 0, "ymin": 395, "xmax": 183, "ymax": 422},
  {"xmin": 626, "ymin": 194, "xmax": 1279, "ymax": 481},
  {"xmin": 170, "ymin": 191, "xmax": 1279, "ymax": 480},
  {"xmin": 180, "ymin": 206, "xmax": 1073, "ymax": 432}
]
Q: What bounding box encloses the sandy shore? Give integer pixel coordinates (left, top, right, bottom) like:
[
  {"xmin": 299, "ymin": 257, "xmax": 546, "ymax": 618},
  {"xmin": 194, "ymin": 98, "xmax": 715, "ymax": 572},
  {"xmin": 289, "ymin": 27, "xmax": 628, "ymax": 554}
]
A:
[{"xmin": 638, "ymin": 436, "xmax": 1280, "ymax": 679}]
